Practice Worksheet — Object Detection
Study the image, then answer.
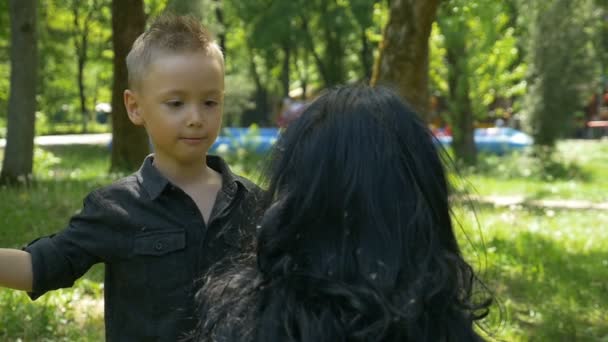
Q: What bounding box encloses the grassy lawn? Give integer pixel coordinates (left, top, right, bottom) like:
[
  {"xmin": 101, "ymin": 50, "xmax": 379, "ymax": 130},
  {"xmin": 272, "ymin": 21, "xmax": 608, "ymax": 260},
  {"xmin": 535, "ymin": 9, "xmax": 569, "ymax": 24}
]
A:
[
  {"xmin": 0, "ymin": 145, "xmax": 113, "ymax": 340},
  {"xmin": 463, "ymin": 139, "xmax": 608, "ymax": 203},
  {"xmin": 0, "ymin": 142, "xmax": 607, "ymax": 340},
  {"xmin": 458, "ymin": 205, "xmax": 608, "ymax": 341}
]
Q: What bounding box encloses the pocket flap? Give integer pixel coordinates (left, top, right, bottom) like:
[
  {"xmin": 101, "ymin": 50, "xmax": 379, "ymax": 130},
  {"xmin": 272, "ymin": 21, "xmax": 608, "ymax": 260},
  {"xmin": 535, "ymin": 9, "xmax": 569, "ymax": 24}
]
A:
[{"xmin": 134, "ymin": 230, "xmax": 185, "ymax": 256}]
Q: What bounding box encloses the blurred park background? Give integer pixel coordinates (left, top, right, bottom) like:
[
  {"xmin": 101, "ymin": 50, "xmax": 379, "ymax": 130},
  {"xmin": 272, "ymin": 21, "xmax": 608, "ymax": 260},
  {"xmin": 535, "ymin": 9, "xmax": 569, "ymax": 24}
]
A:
[{"xmin": 0, "ymin": 0, "xmax": 607, "ymax": 340}]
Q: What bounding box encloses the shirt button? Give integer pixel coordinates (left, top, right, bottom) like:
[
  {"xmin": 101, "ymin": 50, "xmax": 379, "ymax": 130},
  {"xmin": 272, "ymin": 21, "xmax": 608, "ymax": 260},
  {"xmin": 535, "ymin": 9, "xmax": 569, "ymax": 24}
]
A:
[{"xmin": 154, "ymin": 241, "xmax": 164, "ymax": 251}]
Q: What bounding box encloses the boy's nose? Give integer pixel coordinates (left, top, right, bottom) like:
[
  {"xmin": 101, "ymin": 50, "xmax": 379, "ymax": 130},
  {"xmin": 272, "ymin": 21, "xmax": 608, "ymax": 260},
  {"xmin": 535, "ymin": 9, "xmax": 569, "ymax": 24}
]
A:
[{"xmin": 187, "ymin": 106, "xmax": 204, "ymax": 127}]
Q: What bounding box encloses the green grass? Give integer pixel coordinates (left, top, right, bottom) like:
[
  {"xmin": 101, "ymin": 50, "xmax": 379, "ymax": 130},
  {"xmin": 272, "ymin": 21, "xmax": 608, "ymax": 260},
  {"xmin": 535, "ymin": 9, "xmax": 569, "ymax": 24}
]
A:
[
  {"xmin": 462, "ymin": 140, "xmax": 608, "ymax": 203},
  {"xmin": 0, "ymin": 280, "xmax": 105, "ymax": 341},
  {"xmin": 457, "ymin": 205, "xmax": 608, "ymax": 341},
  {"xmin": 0, "ymin": 142, "xmax": 607, "ymax": 340},
  {"xmin": 36, "ymin": 122, "xmax": 111, "ymax": 136},
  {"xmin": 0, "ymin": 145, "xmax": 113, "ymax": 340}
]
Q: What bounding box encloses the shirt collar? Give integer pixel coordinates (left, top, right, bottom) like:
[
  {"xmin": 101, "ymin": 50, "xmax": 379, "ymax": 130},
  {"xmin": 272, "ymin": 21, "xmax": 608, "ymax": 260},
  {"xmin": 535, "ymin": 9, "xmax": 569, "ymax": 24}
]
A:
[
  {"xmin": 137, "ymin": 155, "xmax": 169, "ymax": 200},
  {"xmin": 137, "ymin": 154, "xmax": 249, "ymax": 200}
]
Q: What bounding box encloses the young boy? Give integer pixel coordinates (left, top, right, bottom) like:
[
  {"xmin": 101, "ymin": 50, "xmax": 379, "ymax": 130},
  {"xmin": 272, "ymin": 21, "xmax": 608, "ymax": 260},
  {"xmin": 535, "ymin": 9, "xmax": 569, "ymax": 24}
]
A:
[{"xmin": 0, "ymin": 14, "xmax": 263, "ymax": 341}]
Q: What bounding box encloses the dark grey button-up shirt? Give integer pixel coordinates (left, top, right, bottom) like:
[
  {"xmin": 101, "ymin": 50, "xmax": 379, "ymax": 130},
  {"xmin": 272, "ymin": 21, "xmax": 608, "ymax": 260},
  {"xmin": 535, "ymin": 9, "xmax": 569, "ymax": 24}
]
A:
[{"xmin": 24, "ymin": 155, "xmax": 264, "ymax": 341}]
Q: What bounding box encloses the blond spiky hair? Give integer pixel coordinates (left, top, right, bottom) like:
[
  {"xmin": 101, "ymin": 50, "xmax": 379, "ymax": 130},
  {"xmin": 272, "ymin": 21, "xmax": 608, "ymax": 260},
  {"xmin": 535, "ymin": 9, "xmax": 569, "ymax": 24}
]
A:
[{"xmin": 126, "ymin": 13, "xmax": 224, "ymax": 90}]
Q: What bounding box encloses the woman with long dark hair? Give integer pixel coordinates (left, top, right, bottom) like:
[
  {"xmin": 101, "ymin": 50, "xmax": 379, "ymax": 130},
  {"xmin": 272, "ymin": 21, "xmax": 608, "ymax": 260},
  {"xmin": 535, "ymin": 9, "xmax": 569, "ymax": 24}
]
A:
[{"xmin": 192, "ymin": 84, "xmax": 491, "ymax": 341}]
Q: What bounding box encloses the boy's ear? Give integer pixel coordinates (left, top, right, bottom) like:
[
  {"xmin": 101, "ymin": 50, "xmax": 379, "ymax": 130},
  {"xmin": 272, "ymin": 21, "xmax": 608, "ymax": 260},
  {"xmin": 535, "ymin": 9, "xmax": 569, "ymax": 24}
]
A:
[{"xmin": 124, "ymin": 89, "xmax": 144, "ymax": 126}]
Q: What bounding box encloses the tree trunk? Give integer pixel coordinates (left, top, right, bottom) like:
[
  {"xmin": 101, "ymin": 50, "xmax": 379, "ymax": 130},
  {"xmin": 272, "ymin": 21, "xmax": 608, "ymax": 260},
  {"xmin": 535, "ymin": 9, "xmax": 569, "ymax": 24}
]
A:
[
  {"xmin": 438, "ymin": 3, "xmax": 477, "ymax": 166},
  {"xmin": 446, "ymin": 36, "xmax": 476, "ymax": 165},
  {"xmin": 360, "ymin": 28, "xmax": 373, "ymax": 81},
  {"xmin": 323, "ymin": 24, "xmax": 345, "ymax": 86},
  {"xmin": 212, "ymin": 0, "xmax": 226, "ymax": 55},
  {"xmin": 77, "ymin": 53, "xmax": 88, "ymax": 133},
  {"xmin": 241, "ymin": 48, "xmax": 270, "ymax": 126},
  {"xmin": 72, "ymin": 1, "xmax": 93, "ymax": 133},
  {"xmin": 318, "ymin": 2, "xmax": 345, "ymax": 86},
  {"xmin": 300, "ymin": 15, "xmax": 329, "ymax": 87},
  {"xmin": 281, "ymin": 41, "xmax": 291, "ymax": 98},
  {"xmin": 110, "ymin": 0, "xmax": 148, "ymax": 172},
  {"xmin": 294, "ymin": 48, "xmax": 309, "ymax": 100},
  {"xmin": 525, "ymin": 0, "xmax": 592, "ymax": 147},
  {"xmin": 1, "ymin": 0, "xmax": 38, "ymax": 185},
  {"xmin": 371, "ymin": 0, "xmax": 440, "ymax": 118}
]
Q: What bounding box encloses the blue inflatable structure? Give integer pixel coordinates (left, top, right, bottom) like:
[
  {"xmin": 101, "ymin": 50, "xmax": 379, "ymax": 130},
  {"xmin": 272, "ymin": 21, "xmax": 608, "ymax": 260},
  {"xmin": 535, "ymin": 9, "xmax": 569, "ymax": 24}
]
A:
[
  {"xmin": 209, "ymin": 127, "xmax": 532, "ymax": 155},
  {"xmin": 209, "ymin": 127, "xmax": 280, "ymax": 154},
  {"xmin": 110, "ymin": 126, "xmax": 531, "ymax": 156},
  {"xmin": 434, "ymin": 127, "xmax": 533, "ymax": 154}
]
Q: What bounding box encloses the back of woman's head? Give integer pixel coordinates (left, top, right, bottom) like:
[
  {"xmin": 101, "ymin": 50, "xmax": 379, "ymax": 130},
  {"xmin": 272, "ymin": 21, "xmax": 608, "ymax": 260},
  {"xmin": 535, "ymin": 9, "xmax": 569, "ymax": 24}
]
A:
[{"xmin": 256, "ymin": 84, "xmax": 490, "ymax": 341}]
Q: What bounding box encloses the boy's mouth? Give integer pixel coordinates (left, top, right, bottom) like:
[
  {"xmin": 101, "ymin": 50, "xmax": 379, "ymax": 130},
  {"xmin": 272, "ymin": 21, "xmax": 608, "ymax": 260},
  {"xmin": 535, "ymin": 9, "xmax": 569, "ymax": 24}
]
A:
[{"xmin": 180, "ymin": 137, "xmax": 204, "ymax": 145}]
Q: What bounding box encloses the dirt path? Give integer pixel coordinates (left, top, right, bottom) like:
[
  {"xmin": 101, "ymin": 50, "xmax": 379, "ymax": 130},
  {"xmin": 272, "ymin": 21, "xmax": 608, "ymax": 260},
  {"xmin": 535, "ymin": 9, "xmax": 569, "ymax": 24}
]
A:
[
  {"xmin": 0, "ymin": 133, "xmax": 111, "ymax": 148},
  {"xmin": 469, "ymin": 195, "xmax": 608, "ymax": 210}
]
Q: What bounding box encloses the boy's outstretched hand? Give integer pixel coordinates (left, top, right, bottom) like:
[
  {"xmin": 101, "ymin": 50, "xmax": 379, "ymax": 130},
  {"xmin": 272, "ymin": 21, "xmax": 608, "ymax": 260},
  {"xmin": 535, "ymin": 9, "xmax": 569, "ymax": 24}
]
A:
[{"xmin": 0, "ymin": 249, "xmax": 33, "ymax": 292}]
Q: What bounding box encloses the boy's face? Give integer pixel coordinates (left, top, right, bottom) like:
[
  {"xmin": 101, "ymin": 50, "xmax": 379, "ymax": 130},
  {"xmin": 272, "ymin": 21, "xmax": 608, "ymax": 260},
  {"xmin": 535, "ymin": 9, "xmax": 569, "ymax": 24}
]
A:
[{"xmin": 124, "ymin": 51, "xmax": 224, "ymax": 166}]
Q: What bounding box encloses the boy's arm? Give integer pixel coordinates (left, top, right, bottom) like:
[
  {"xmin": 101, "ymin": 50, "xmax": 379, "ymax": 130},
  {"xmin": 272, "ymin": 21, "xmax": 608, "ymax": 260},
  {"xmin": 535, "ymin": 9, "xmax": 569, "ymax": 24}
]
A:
[{"xmin": 0, "ymin": 248, "xmax": 33, "ymax": 292}]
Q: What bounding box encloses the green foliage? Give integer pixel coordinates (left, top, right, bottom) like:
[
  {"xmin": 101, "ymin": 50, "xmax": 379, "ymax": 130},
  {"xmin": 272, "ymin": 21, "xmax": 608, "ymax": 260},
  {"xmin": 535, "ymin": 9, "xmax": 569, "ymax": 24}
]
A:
[
  {"xmin": 598, "ymin": 1, "xmax": 608, "ymax": 76},
  {"xmin": 0, "ymin": 61, "xmax": 8, "ymax": 122},
  {"xmin": 223, "ymin": 0, "xmax": 385, "ymax": 103},
  {"xmin": 145, "ymin": 0, "xmax": 170, "ymax": 18},
  {"xmin": 0, "ymin": 0, "xmax": 382, "ymax": 131},
  {"xmin": 432, "ymin": 1, "xmax": 526, "ymax": 122},
  {"xmin": 223, "ymin": 73, "xmax": 255, "ymax": 126},
  {"xmin": 37, "ymin": 0, "xmax": 113, "ymax": 131},
  {"xmin": 471, "ymin": 149, "xmax": 588, "ymax": 183},
  {"xmin": 522, "ymin": 0, "xmax": 597, "ymax": 146},
  {"xmin": 0, "ymin": 0, "xmax": 9, "ymax": 121},
  {"xmin": 0, "ymin": 280, "xmax": 104, "ymax": 341},
  {"xmin": 0, "ymin": 0, "xmax": 601, "ymax": 141},
  {"xmin": 165, "ymin": 0, "xmax": 204, "ymax": 18}
]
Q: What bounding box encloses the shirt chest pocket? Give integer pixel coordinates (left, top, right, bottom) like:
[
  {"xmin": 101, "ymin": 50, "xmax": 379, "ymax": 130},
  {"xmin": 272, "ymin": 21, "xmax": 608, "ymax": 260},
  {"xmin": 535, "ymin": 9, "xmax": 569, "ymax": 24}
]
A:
[
  {"xmin": 131, "ymin": 229, "xmax": 189, "ymax": 292},
  {"xmin": 134, "ymin": 229, "xmax": 186, "ymax": 256}
]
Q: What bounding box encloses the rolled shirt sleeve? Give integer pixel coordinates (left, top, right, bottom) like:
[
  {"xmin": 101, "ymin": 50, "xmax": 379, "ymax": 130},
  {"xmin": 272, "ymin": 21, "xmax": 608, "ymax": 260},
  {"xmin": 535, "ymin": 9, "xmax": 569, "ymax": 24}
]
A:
[{"xmin": 24, "ymin": 191, "xmax": 127, "ymax": 300}]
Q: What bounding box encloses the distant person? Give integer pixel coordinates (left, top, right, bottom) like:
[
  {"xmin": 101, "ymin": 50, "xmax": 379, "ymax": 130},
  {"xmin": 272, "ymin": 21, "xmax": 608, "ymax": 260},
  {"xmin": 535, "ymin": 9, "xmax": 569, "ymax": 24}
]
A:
[
  {"xmin": 192, "ymin": 84, "xmax": 492, "ymax": 342},
  {"xmin": 495, "ymin": 118, "xmax": 505, "ymax": 128},
  {"xmin": 277, "ymin": 97, "xmax": 307, "ymax": 128},
  {"xmin": 0, "ymin": 14, "xmax": 263, "ymax": 341}
]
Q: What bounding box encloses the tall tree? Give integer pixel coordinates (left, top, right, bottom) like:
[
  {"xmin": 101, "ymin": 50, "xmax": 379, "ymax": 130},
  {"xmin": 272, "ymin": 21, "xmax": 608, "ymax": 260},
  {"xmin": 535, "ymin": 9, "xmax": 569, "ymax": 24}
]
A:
[
  {"xmin": 212, "ymin": 0, "xmax": 226, "ymax": 55},
  {"xmin": 110, "ymin": 0, "xmax": 148, "ymax": 171},
  {"xmin": 35, "ymin": 0, "xmax": 113, "ymax": 133},
  {"xmin": 70, "ymin": 0, "xmax": 101, "ymax": 133},
  {"xmin": 299, "ymin": 0, "xmax": 354, "ymax": 87},
  {"xmin": 227, "ymin": 0, "xmax": 297, "ymax": 124},
  {"xmin": 350, "ymin": 0, "xmax": 379, "ymax": 81},
  {"xmin": 598, "ymin": 0, "xmax": 608, "ymax": 76},
  {"xmin": 1, "ymin": 0, "xmax": 38, "ymax": 185},
  {"xmin": 371, "ymin": 0, "xmax": 440, "ymax": 117},
  {"xmin": 438, "ymin": 3, "xmax": 476, "ymax": 165},
  {"xmin": 523, "ymin": 0, "xmax": 595, "ymax": 147},
  {"xmin": 243, "ymin": 45, "xmax": 272, "ymax": 125},
  {"xmin": 431, "ymin": 1, "xmax": 523, "ymax": 164},
  {"xmin": 0, "ymin": 1, "xmax": 10, "ymax": 118},
  {"xmin": 166, "ymin": 0, "xmax": 203, "ymax": 19}
]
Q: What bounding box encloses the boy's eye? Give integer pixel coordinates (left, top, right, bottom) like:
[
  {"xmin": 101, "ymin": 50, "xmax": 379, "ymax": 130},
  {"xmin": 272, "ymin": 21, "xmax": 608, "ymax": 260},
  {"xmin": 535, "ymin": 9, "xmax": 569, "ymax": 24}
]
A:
[
  {"xmin": 204, "ymin": 100, "xmax": 219, "ymax": 107},
  {"xmin": 166, "ymin": 100, "xmax": 183, "ymax": 108}
]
